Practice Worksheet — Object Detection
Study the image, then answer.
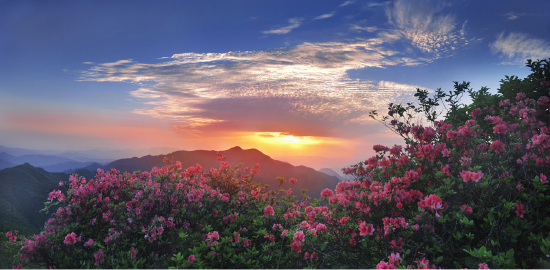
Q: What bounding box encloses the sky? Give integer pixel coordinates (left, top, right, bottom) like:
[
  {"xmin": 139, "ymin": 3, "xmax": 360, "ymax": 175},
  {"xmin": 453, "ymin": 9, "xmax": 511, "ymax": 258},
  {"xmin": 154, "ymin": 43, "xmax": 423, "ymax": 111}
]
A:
[{"xmin": 1, "ymin": 0, "xmax": 549, "ymax": 170}]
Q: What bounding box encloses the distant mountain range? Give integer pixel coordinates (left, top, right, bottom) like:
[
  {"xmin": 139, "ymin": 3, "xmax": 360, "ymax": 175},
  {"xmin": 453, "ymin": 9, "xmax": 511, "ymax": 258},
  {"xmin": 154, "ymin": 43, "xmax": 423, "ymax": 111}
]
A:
[
  {"xmin": 0, "ymin": 146, "xmax": 344, "ymax": 236},
  {"xmin": 0, "ymin": 152, "xmax": 97, "ymax": 173},
  {"xmin": 69, "ymin": 146, "xmax": 341, "ymax": 199}
]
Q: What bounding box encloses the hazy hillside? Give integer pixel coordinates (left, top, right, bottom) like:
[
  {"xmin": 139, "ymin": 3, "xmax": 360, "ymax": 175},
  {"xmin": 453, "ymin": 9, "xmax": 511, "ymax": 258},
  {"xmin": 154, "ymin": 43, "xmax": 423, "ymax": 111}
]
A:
[
  {"xmin": 319, "ymin": 168, "xmax": 345, "ymax": 181},
  {"xmin": 78, "ymin": 146, "xmax": 341, "ymax": 199},
  {"xmin": 0, "ymin": 164, "xmax": 68, "ymax": 235},
  {"xmin": 0, "ymin": 152, "xmax": 74, "ymax": 167},
  {"xmin": 40, "ymin": 161, "xmax": 95, "ymax": 172},
  {"xmin": 0, "ymin": 158, "xmax": 16, "ymax": 171}
]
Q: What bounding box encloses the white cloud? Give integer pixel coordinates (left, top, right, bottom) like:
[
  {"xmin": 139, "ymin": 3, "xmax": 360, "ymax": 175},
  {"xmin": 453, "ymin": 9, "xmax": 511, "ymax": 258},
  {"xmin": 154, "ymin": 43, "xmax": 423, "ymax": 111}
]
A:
[
  {"xmin": 385, "ymin": 0, "xmax": 481, "ymax": 59},
  {"xmin": 490, "ymin": 32, "xmax": 550, "ymax": 65},
  {"xmin": 339, "ymin": 0, "xmax": 355, "ymax": 7},
  {"xmin": 503, "ymin": 12, "xmax": 525, "ymax": 20},
  {"xmin": 80, "ymin": 40, "xmax": 428, "ymax": 137},
  {"xmin": 315, "ymin": 13, "xmax": 334, "ymax": 20},
  {"xmin": 350, "ymin": 25, "xmax": 378, "ymax": 32},
  {"xmin": 365, "ymin": 2, "xmax": 385, "ymax": 8},
  {"xmin": 262, "ymin": 17, "xmax": 304, "ymax": 34}
]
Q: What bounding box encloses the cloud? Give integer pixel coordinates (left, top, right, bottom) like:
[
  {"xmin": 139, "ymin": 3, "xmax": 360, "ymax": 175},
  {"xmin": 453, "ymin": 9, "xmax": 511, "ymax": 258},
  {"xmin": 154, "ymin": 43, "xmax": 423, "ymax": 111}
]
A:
[
  {"xmin": 80, "ymin": 40, "xmax": 428, "ymax": 138},
  {"xmin": 385, "ymin": 0, "xmax": 481, "ymax": 59},
  {"xmin": 490, "ymin": 32, "xmax": 550, "ymax": 65},
  {"xmin": 262, "ymin": 18, "xmax": 304, "ymax": 34},
  {"xmin": 365, "ymin": 2, "xmax": 385, "ymax": 9},
  {"xmin": 350, "ymin": 25, "xmax": 378, "ymax": 32},
  {"xmin": 503, "ymin": 12, "xmax": 525, "ymax": 20},
  {"xmin": 339, "ymin": 0, "xmax": 355, "ymax": 7},
  {"xmin": 314, "ymin": 13, "xmax": 334, "ymax": 20}
]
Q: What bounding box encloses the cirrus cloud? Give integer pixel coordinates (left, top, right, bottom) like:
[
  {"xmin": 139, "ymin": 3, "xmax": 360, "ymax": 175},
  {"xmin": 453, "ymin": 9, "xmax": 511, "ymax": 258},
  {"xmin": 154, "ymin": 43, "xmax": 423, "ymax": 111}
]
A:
[{"xmin": 80, "ymin": 39, "xmax": 428, "ymax": 139}]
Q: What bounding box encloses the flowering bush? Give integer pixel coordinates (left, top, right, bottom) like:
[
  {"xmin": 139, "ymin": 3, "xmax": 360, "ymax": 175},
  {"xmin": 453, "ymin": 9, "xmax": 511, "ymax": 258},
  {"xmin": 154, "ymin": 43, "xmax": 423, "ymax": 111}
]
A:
[{"xmin": 4, "ymin": 58, "xmax": 550, "ymax": 269}]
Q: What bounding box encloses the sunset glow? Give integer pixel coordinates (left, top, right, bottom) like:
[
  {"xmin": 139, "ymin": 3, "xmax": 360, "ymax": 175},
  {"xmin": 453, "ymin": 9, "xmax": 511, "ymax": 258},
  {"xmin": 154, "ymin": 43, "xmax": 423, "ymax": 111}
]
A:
[{"xmin": 1, "ymin": 0, "xmax": 548, "ymax": 171}]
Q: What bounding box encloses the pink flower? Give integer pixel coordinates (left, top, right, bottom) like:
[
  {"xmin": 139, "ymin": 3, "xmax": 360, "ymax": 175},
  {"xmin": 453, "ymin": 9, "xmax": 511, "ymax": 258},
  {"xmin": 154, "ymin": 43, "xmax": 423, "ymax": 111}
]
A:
[
  {"xmin": 281, "ymin": 229, "xmax": 288, "ymax": 238},
  {"xmin": 293, "ymin": 230, "xmax": 305, "ymax": 242},
  {"xmin": 289, "ymin": 178, "xmax": 297, "ymax": 184},
  {"xmin": 290, "ymin": 241, "xmax": 301, "ymax": 253},
  {"xmin": 188, "ymin": 255, "xmax": 196, "ymax": 263},
  {"xmin": 441, "ymin": 149, "xmax": 451, "ymax": 157},
  {"xmin": 478, "ymin": 262, "xmax": 489, "ymax": 269},
  {"xmin": 516, "ymin": 184, "xmax": 523, "ymax": 191},
  {"xmin": 359, "ymin": 222, "xmax": 374, "ymax": 236},
  {"xmin": 63, "ymin": 232, "xmax": 80, "ymax": 245},
  {"xmin": 513, "ymin": 203, "xmax": 525, "ymax": 218},
  {"xmin": 12, "ymin": 264, "xmax": 22, "ymax": 269},
  {"xmin": 94, "ymin": 249, "xmax": 104, "ymax": 267},
  {"xmin": 264, "ymin": 206, "xmax": 275, "ymax": 217},
  {"xmin": 541, "ymin": 174, "xmax": 548, "ymax": 184},
  {"xmin": 6, "ymin": 231, "xmax": 18, "ymax": 242},
  {"xmin": 130, "ymin": 247, "xmax": 136, "ymax": 259},
  {"xmin": 460, "ymin": 205, "xmax": 473, "ymax": 214},
  {"xmin": 460, "ymin": 170, "xmax": 484, "ymax": 183},
  {"xmin": 376, "ymin": 261, "xmax": 396, "ymax": 269},
  {"xmin": 516, "ymin": 92, "xmax": 526, "ymax": 100},
  {"xmin": 321, "ymin": 189, "xmax": 334, "ymax": 198},
  {"xmin": 490, "ymin": 140, "xmax": 506, "ymax": 154},
  {"xmin": 84, "ymin": 238, "xmax": 93, "ymax": 247},
  {"xmin": 286, "ymin": 188, "xmax": 292, "ymax": 195},
  {"xmin": 243, "ymin": 239, "xmax": 251, "ymax": 247}
]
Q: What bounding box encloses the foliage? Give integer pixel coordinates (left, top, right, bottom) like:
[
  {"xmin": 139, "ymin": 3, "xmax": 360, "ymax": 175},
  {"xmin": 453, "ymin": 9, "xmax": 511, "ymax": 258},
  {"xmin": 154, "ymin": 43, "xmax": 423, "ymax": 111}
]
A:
[{"xmin": 3, "ymin": 59, "xmax": 550, "ymax": 269}]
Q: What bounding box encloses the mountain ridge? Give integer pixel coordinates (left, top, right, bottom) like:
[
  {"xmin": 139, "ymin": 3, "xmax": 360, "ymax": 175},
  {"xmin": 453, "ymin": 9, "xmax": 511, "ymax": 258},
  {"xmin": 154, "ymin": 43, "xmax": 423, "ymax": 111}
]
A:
[{"xmin": 70, "ymin": 146, "xmax": 340, "ymax": 199}]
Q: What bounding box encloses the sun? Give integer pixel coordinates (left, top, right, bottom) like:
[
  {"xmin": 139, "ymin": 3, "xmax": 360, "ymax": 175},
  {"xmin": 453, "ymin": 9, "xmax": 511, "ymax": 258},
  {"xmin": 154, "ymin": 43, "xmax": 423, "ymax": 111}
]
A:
[{"xmin": 253, "ymin": 132, "xmax": 322, "ymax": 146}]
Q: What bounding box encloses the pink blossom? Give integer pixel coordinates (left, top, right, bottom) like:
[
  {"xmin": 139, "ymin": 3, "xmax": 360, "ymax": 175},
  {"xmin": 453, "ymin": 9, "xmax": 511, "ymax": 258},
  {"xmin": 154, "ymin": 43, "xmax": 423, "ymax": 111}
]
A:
[
  {"xmin": 289, "ymin": 178, "xmax": 297, "ymax": 184},
  {"xmin": 490, "ymin": 140, "xmax": 506, "ymax": 154},
  {"xmin": 359, "ymin": 222, "xmax": 374, "ymax": 236},
  {"xmin": 84, "ymin": 238, "xmax": 93, "ymax": 247},
  {"xmin": 63, "ymin": 232, "xmax": 80, "ymax": 245},
  {"xmin": 263, "ymin": 205, "xmax": 275, "ymax": 217},
  {"xmin": 94, "ymin": 249, "xmax": 104, "ymax": 267},
  {"xmin": 513, "ymin": 203, "xmax": 525, "ymax": 218},
  {"xmin": 293, "ymin": 230, "xmax": 305, "ymax": 242},
  {"xmin": 321, "ymin": 189, "xmax": 334, "ymax": 198},
  {"xmin": 541, "ymin": 174, "xmax": 548, "ymax": 184},
  {"xmin": 376, "ymin": 261, "xmax": 396, "ymax": 269},
  {"xmin": 6, "ymin": 231, "xmax": 18, "ymax": 242},
  {"xmin": 478, "ymin": 262, "xmax": 489, "ymax": 269},
  {"xmin": 188, "ymin": 255, "xmax": 196, "ymax": 263},
  {"xmin": 516, "ymin": 92, "xmax": 526, "ymax": 100},
  {"xmin": 460, "ymin": 205, "xmax": 473, "ymax": 214},
  {"xmin": 130, "ymin": 247, "xmax": 136, "ymax": 259}
]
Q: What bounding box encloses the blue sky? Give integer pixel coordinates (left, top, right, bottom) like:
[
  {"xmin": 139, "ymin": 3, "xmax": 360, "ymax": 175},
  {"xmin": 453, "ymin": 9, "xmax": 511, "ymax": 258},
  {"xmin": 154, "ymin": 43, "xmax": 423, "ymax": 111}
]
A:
[{"xmin": 1, "ymin": 0, "xmax": 549, "ymax": 169}]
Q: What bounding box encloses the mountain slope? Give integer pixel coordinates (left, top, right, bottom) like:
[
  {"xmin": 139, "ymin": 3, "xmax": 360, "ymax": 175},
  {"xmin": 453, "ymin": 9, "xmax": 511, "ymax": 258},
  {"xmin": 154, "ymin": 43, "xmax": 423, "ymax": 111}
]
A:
[
  {"xmin": 0, "ymin": 158, "xmax": 16, "ymax": 171},
  {"xmin": 319, "ymin": 168, "xmax": 345, "ymax": 181},
  {"xmin": 90, "ymin": 146, "xmax": 341, "ymax": 199},
  {"xmin": 40, "ymin": 161, "xmax": 95, "ymax": 172},
  {"xmin": 0, "ymin": 164, "xmax": 67, "ymax": 235}
]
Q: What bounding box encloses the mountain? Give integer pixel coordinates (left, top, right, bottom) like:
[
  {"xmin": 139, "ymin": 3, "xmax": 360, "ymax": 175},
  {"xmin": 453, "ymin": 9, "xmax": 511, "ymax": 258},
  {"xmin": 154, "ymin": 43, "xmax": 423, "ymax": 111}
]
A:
[
  {"xmin": 319, "ymin": 168, "xmax": 345, "ymax": 181},
  {"xmin": 0, "ymin": 163, "xmax": 69, "ymax": 235},
  {"xmin": 0, "ymin": 152, "xmax": 74, "ymax": 167},
  {"xmin": 0, "ymin": 158, "xmax": 16, "ymax": 171},
  {"xmin": 40, "ymin": 161, "xmax": 95, "ymax": 173},
  {"xmin": 82, "ymin": 146, "xmax": 341, "ymax": 199}
]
